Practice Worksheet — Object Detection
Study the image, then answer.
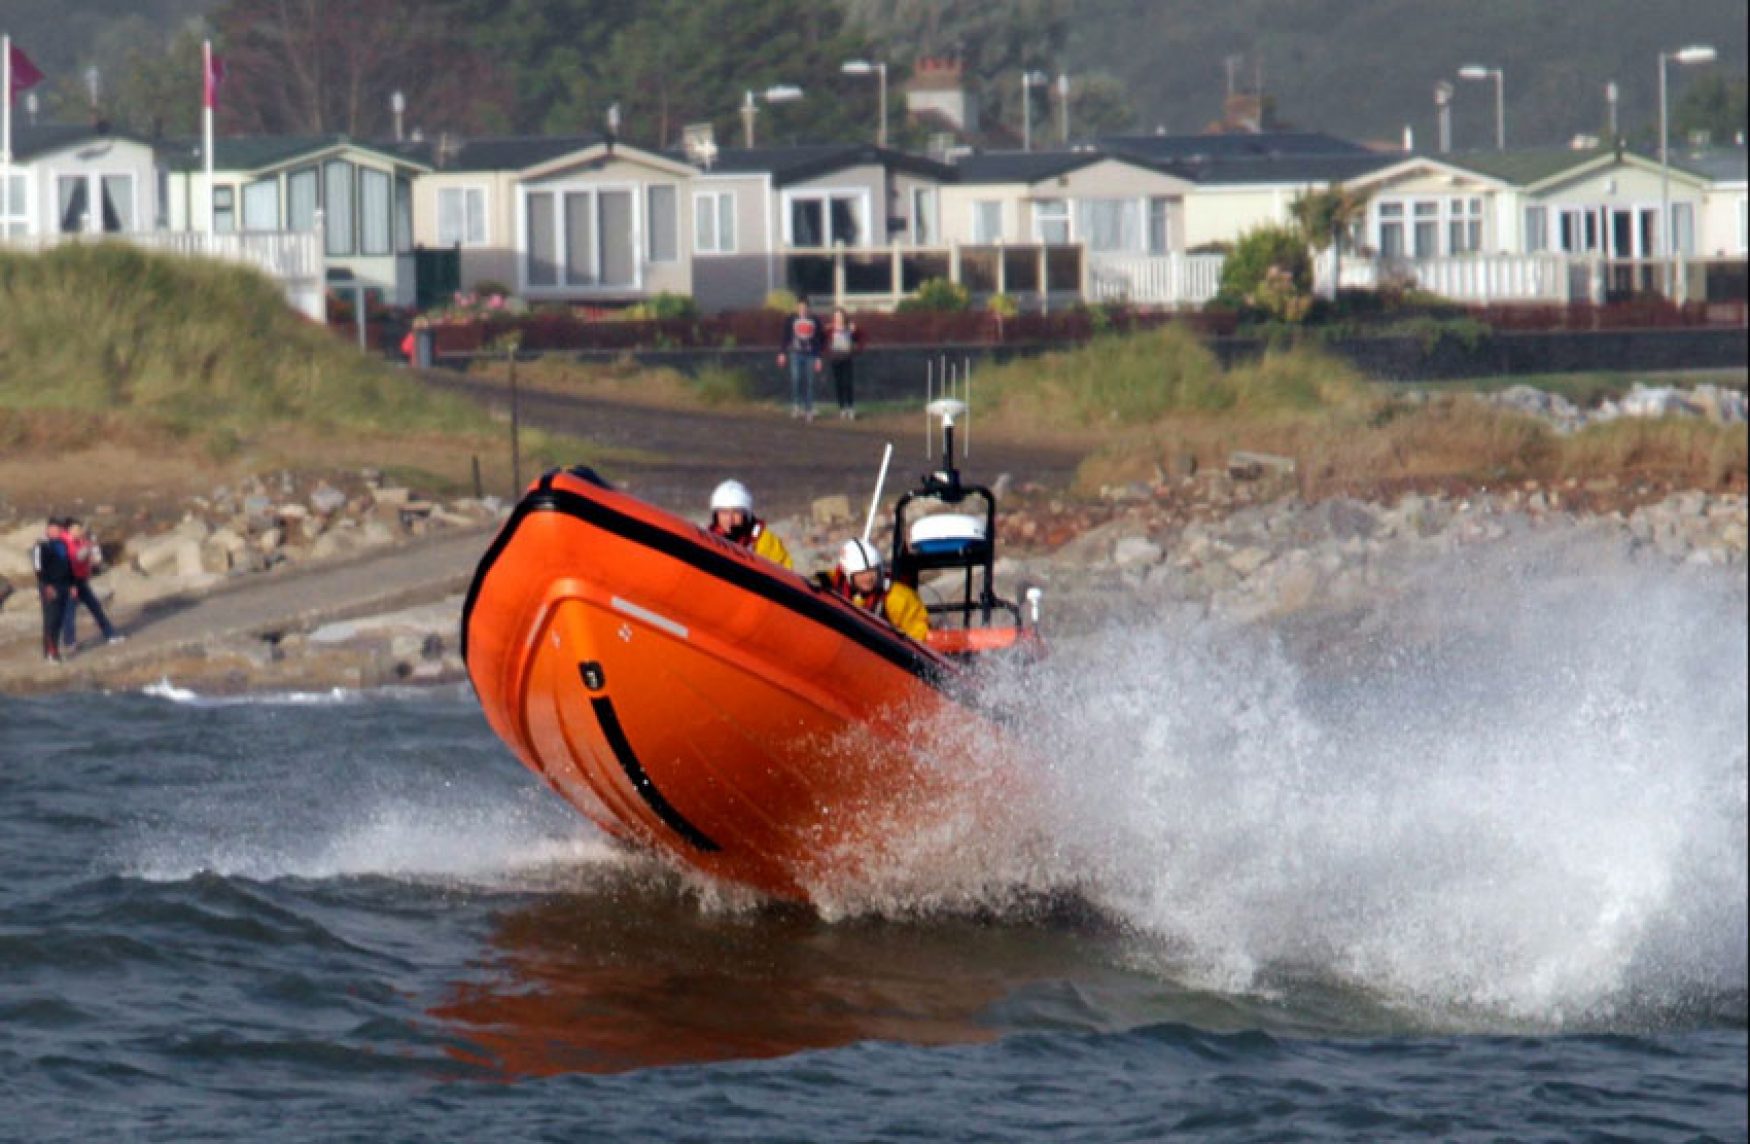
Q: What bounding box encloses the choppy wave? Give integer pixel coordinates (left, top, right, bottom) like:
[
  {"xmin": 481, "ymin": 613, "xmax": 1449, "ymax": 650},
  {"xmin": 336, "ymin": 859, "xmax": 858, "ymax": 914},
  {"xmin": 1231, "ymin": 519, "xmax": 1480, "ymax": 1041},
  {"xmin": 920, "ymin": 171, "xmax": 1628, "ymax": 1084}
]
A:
[
  {"xmin": 142, "ymin": 678, "xmax": 361, "ymax": 707},
  {"xmin": 849, "ymin": 539, "xmax": 1750, "ymax": 1027}
]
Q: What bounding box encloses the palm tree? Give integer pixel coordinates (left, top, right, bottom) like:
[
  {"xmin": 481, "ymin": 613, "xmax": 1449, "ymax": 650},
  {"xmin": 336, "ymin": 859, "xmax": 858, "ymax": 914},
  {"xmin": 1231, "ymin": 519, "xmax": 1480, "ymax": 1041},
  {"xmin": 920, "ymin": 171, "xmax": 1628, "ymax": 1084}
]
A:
[{"xmin": 1289, "ymin": 182, "xmax": 1370, "ymax": 297}]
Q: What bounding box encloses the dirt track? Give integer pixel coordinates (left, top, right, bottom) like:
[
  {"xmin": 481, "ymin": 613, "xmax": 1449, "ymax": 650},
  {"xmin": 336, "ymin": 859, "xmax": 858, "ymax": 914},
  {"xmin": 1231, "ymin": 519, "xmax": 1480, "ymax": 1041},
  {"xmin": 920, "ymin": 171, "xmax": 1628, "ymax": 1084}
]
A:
[{"xmin": 424, "ymin": 374, "xmax": 1084, "ymax": 517}]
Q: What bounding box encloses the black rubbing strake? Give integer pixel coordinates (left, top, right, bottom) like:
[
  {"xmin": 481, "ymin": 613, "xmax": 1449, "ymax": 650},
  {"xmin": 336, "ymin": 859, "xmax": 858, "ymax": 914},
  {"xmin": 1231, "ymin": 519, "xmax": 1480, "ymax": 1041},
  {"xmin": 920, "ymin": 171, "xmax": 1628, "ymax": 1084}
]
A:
[{"xmin": 590, "ymin": 696, "xmax": 721, "ymax": 853}]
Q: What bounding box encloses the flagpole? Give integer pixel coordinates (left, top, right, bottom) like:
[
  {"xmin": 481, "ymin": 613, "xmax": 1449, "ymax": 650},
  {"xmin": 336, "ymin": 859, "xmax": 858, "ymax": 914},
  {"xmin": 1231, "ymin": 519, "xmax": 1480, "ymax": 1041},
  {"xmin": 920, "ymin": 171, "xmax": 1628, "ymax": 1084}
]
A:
[
  {"xmin": 4, "ymin": 34, "xmax": 13, "ymax": 233},
  {"xmin": 202, "ymin": 39, "xmax": 214, "ymax": 240}
]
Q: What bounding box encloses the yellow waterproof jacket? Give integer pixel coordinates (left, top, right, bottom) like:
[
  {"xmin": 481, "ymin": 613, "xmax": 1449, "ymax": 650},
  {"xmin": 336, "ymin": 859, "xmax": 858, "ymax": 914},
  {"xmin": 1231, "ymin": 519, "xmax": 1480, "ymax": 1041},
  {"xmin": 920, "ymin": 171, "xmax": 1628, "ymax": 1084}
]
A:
[
  {"xmin": 751, "ymin": 523, "xmax": 794, "ymax": 570},
  {"xmin": 880, "ymin": 581, "xmax": 930, "ymax": 642},
  {"xmin": 714, "ymin": 518, "xmax": 794, "ymax": 570},
  {"xmin": 833, "ymin": 571, "xmax": 930, "ymax": 642}
]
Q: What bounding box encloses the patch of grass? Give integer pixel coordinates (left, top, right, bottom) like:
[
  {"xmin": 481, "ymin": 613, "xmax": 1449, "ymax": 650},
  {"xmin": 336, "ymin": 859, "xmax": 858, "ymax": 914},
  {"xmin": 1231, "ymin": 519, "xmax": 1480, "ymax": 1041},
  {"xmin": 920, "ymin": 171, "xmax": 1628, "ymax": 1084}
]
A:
[
  {"xmin": 979, "ymin": 325, "xmax": 1368, "ymax": 429},
  {"xmin": 689, "ymin": 364, "xmax": 755, "ymax": 406},
  {"xmin": 981, "ymin": 325, "xmax": 1745, "ymax": 496},
  {"xmin": 1560, "ymin": 417, "xmax": 1749, "ymax": 487},
  {"xmin": 0, "ymin": 243, "xmax": 488, "ymax": 437},
  {"xmin": 467, "ymin": 355, "xmax": 758, "ymax": 411}
]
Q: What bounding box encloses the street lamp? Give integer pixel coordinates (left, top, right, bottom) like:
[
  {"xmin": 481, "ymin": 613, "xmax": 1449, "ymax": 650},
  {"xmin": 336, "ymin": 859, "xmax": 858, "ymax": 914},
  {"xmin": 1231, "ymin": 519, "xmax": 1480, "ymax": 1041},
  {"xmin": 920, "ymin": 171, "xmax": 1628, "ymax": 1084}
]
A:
[
  {"xmin": 1020, "ymin": 70, "xmax": 1048, "ymax": 151},
  {"xmin": 741, "ymin": 84, "xmax": 803, "ymax": 147},
  {"xmin": 1056, "ymin": 73, "xmax": 1071, "ymax": 144},
  {"xmin": 841, "ymin": 59, "xmax": 887, "ymax": 148},
  {"xmin": 1659, "ymin": 44, "xmax": 1716, "ymax": 287},
  {"xmin": 391, "ymin": 90, "xmax": 406, "ymax": 143},
  {"xmin": 1457, "ymin": 64, "xmax": 1504, "ymax": 150}
]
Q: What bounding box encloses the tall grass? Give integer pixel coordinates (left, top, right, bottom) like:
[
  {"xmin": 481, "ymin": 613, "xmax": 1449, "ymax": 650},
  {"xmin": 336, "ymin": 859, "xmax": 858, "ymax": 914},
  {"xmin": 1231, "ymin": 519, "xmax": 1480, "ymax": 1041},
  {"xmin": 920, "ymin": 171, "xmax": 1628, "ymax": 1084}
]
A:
[
  {"xmin": 978, "ymin": 325, "xmax": 1369, "ymax": 427},
  {"xmin": 0, "ymin": 243, "xmax": 485, "ymax": 436},
  {"xmin": 974, "ymin": 324, "xmax": 1743, "ymax": 494}
]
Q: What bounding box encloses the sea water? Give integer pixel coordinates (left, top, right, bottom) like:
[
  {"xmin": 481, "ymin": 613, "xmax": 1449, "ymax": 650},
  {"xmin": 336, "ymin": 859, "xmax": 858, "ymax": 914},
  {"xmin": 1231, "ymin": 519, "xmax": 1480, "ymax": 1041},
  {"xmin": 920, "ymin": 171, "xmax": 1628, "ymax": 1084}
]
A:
[{"xmin": 2, "ymin": 539, "xmax": 1744, "ymax": 1141}]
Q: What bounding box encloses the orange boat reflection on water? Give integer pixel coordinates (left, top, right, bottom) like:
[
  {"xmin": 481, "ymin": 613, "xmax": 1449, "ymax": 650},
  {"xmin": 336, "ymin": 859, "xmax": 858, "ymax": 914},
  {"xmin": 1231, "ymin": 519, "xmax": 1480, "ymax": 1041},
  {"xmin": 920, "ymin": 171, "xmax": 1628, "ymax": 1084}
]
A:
[{"xmin": 431, "ymin": 884, "xmax": 1105, "ymax": 1077}]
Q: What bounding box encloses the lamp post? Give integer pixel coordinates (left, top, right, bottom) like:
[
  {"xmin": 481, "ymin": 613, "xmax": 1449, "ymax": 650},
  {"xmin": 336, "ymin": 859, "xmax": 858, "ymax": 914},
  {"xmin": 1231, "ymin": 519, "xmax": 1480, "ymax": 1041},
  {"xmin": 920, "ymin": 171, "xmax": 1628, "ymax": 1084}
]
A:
[
  {"xmin": 1605, "ymin": 81, "xmax": 1619, "ymax": 143},
  {"xmin": 741, "ymin": 84, "xmax": 803, "ymax": 147},
  {"xmin": 391, "ymin": 90, "xmax": 405, "ymax": 143},
  {"xmin": 1020, "ymin": 70, "xmax": 1048, "ymax": 151},
  {"xmin": 841, "ymin": 59, "xmax": 887, "ymax": 147},
  {"xmin": 1457, "ymin": 65, "xmax": 1504, "ymax": 150},
  {"xmin": 1056, "ymin": 72, "xmax": 1070, "ymax": 144},
  {"xmin": 1659, "ymin": 44, "xmax": 1716, "ymax": 294}
]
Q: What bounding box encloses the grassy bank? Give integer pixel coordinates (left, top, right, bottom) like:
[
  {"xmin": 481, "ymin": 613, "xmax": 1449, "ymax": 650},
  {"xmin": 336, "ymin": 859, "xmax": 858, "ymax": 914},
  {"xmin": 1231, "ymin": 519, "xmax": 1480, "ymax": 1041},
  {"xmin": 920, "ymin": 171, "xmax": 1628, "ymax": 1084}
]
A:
[
  {"xmin": 973, "ymin": 325, "xmax": 1747, "ymax": 495},
  {"xmin": 0, "ymin": 244, "xmax": 596, "ymax": 494}
]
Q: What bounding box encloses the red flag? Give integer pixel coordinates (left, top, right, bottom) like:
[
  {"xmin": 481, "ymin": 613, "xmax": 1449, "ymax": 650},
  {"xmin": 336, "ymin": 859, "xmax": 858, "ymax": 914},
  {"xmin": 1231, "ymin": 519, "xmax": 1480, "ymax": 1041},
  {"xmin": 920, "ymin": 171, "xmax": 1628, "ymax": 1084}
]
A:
[
  {"xmin": 203, "ymin": 47, "xmax": 226, "ymax": 110},
  {"xmin": 8, "ymin": 43, "xmax": 45, "ymax": 100}
]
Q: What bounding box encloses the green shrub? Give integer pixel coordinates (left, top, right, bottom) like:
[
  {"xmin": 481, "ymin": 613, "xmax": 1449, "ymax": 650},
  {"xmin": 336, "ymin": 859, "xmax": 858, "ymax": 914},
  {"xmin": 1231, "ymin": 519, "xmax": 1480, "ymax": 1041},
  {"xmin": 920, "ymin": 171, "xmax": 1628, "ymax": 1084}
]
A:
[
  {"xmin": 763, "ymin": 288, "xmax": 799, "ymax": 312},
  {"xmin": 1215, "ymin": 224, "xmax": 1313, "ymax": 311},
  {"xmin": 626, "ymin": 291, "xmax": 697, "ymax": 321},
  {"xmin": 987, "ymin": 292, "xmax": 1020, "ymax": 318},
  {"xmin": 897, "ymin": 277, "xmax": 971, "ymax": 313}
]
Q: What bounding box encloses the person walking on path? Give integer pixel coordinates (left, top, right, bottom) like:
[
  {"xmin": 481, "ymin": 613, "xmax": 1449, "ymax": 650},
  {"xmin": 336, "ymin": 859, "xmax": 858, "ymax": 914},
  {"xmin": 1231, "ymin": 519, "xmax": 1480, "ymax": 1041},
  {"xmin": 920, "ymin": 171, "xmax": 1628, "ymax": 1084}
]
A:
[
  {"xmin": 59, "ymin": 519, "xmax": 122, "ymax": 651},
  {"xmin": 776, "ymin": 298, "xmax": 824, "ymax": 421},
  {"xmin": 826, "ymin": 307, "xmax": 863, "ymax": 420},
  {"xmin": 31, "ymin": 518, "xmax": 75, "ymax": 663}
]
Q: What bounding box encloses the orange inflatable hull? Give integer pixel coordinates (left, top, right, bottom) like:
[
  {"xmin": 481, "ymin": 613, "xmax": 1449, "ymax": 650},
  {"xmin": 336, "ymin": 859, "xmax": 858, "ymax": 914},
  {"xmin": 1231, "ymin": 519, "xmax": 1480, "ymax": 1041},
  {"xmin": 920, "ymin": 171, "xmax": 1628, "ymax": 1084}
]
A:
[{"xmin": 463, "ymin": 468, "xmax": 989, "ymax": 901}]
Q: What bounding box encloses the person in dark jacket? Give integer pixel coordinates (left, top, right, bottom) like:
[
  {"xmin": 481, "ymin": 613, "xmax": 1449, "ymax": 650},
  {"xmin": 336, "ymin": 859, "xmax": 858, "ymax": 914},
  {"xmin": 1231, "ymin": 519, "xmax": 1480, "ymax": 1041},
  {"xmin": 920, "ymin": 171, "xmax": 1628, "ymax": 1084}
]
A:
[
  {"xmin": 31, "ymin": 518, "xmax": 75, "ymax": 663},
  {"xmin": 59, "ymin": 519, "xmax": 122, "ymax": 650},
  {"xmin": 776, "ymin": 298, "xmax": 825, "ymax": 421}
]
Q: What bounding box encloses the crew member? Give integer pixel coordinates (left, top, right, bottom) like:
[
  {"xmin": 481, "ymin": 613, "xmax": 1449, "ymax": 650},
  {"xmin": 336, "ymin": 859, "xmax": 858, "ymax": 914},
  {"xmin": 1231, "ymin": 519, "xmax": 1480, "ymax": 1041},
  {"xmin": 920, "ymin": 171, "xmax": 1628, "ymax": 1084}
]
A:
[
  {"xmin": 707, "ymin": 479, "xmax": 793, "ymax": 569},
  {"xmin": 830, "ymin": 538, "xmax": 929, "ymax": 642}
]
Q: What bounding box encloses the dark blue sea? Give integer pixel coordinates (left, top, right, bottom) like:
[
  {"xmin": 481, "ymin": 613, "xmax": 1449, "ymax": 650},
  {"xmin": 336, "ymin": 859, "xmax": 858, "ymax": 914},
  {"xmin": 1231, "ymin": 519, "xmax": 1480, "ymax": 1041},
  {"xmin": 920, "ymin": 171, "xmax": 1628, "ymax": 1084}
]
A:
[{"xmin": 3, "ymin": 549, "xmax": 1746, "ymax": 1142}]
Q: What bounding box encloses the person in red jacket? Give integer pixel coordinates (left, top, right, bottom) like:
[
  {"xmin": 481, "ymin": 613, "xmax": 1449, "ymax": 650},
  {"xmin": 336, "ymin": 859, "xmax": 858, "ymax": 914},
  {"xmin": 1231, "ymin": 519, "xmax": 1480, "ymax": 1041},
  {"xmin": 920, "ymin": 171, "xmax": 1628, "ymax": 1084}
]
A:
[{"xmin": 59, "ymin": 519, "xmax": 122, "ymax": 651}]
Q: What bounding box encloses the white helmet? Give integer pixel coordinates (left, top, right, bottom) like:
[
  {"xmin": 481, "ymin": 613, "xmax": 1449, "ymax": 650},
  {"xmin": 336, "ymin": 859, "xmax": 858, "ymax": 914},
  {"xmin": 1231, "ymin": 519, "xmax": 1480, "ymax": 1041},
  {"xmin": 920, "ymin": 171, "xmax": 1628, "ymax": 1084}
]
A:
[
  {"xmin": 710, "ymin": 479, "xmax": 754, "ymax": 513},
  {"xmin": 838, "ymin": 538, "xmax": 883, "ymax": 575}
]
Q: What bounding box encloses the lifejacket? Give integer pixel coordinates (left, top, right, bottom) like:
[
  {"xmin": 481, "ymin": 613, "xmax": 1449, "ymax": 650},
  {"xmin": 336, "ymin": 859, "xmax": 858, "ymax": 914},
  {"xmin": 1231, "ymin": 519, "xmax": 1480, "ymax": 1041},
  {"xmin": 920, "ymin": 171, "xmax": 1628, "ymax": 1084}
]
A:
[
  {"xmin": 710, "ymin": 515, "xmax": 794, "ymax": 570},
  {"xmin": 828, "ymin": 566, "xmax": 887, "ymax": 613},
  {"xmin": 710, "ymin": 515, "xmax": 762, "ymax": 548}
]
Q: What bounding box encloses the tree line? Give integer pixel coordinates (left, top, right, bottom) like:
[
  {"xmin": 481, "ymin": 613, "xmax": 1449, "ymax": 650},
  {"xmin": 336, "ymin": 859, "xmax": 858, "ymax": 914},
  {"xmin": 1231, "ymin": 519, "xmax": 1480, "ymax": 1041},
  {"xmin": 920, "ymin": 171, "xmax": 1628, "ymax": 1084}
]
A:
[{"xmin": 19, "ymin": 0, "xmax": 1745, "ymax": 152}]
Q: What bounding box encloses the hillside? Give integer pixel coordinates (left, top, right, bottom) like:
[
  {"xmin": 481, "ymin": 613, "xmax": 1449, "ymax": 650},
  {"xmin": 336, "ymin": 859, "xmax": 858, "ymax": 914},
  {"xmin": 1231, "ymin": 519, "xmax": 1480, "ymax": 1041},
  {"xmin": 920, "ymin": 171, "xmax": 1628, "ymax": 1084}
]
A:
[
  {"xmin": 1067, "ymin": 0, "xmax": 1747, "ymax": 147},
  {"xmin": 17, "ymin": 0, "xmax": 1747, "ymax": 149}
]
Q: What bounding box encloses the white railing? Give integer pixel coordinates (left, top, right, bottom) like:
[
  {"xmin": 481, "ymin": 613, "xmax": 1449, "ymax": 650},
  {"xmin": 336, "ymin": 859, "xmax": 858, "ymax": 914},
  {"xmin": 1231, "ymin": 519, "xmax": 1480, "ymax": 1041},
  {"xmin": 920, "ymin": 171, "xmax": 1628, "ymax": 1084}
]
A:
[
  {"xmin": 1372, "ymin": 254, "xmax": 1569, "ymax": 303},
  {"xmin": 0, "ymin": 229, "xmax": 327, "ymax": 321},
  {"xmin": 1088, "ymin": 252, "xmax": 1225, "ymax": 307}
]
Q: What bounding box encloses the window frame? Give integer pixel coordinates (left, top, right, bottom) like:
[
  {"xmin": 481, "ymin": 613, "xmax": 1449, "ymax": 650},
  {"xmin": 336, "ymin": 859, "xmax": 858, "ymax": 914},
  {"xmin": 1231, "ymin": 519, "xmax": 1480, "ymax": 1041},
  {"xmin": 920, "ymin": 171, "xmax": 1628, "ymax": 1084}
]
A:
[
  {"xmin": 323, "ymin": 159, "xmax": 356, "ymax": 256},
  {"xmin": 437, "ymin": 184, "xmax": 489, "ymax": 247},
  {"xmin": 1032, "ymin": 197, "xmax": 1069, "ymax": 245},
  {"xmin": 211, "ymin": 183, "xmax": 237, "ymax": 235},
  {"xmin": 781, "ymin": 187, "xmax": 870, "ymax": 248},
  {"xmin": 693, "ymin": 189, "xmax": 736, "ymax": 254},
  {"xmin": 972, "ymin": 199, "xmax": 1004, "ymax": 244},
  {"xmin": 519, "ymin": 180, "xmax": 645, "ymax": 293},
  {"xmin": 242, "ymin": 177, "xmax": 280, "ymax": 232},
  {"xmin": 359, "ymin": 166, "xmax": 393, "ymax": 256},
  {"xmin": 646, "ymin": 183, "xmax": 679, "ymax": 263}
]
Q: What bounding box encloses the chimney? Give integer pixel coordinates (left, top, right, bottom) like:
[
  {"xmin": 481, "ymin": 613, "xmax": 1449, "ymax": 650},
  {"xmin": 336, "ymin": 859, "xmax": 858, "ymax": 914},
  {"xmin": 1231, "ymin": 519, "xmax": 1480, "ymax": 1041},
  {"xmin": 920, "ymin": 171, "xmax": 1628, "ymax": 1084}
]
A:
[{"xmin": 906, "ymin": 56, "xmax": 980, "ymax": 133}]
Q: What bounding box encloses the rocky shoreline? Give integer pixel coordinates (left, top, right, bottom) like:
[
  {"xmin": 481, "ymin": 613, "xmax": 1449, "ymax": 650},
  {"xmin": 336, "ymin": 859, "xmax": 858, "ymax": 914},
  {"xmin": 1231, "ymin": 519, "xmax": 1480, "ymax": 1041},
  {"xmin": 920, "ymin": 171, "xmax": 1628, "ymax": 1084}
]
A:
[{"xmin": 2, "ymin": 459, "xmax": 1745, "ymax": 699}]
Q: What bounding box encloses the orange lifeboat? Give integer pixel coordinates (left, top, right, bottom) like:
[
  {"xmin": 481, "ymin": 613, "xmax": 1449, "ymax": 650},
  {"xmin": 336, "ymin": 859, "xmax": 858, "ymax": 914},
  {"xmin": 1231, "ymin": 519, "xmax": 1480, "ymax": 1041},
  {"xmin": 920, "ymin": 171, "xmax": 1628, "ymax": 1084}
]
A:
[{"xmin": 463, "ymin": 402, "xmax": 1040, "ymax": 902}]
